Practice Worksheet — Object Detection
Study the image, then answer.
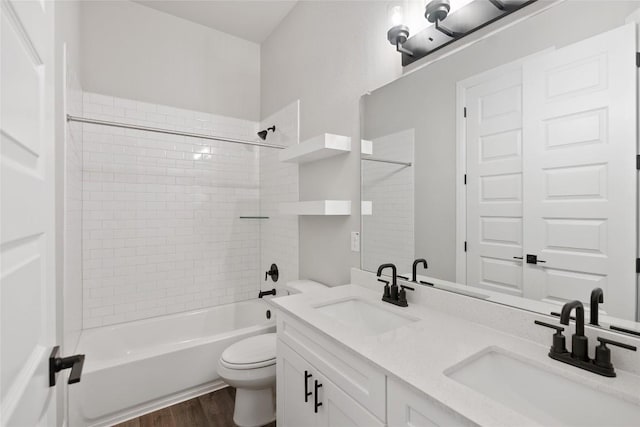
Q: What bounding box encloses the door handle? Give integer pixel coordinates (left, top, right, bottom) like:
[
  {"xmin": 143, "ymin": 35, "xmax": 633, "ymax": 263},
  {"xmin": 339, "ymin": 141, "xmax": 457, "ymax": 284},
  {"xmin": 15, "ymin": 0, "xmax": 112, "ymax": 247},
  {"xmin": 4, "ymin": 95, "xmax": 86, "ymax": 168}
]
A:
[
  {"xmin": 304, "ymin": 370, "xmax": 312, "ymax": 402},
  {"xmin": 526, "ymin": 254, "xmax": 546, "ymax": 265},
  {"xmin": 513, "ymin": 256, "xmax": 523, "ymax": 260},
  {"xmin": 49, "ymin": 346, "xmax": 85, "ymax": 387},
  {"xmin": 314, "ymin": 379, "xmax": 323, "ymax": 413}
]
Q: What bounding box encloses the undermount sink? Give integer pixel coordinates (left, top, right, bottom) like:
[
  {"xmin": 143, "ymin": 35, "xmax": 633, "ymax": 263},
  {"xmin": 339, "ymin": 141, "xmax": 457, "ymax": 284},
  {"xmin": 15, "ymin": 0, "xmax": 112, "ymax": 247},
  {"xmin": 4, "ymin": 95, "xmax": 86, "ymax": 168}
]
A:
[
  {"xmin": 446, "ymin": 347, "xmax": 640, "ymax": 426},
  {"xmin": 314, "ymin": 298, "xmax": 418, "ymax": 335}
]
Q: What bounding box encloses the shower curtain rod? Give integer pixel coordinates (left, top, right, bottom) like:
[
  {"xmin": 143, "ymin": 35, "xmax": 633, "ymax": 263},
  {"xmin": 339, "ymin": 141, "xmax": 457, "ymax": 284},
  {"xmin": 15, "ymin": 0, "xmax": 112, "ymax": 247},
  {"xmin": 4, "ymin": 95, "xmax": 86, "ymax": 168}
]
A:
[
  {"xmin": 66, "ymin": 115, "xmax": 287, "ymax": 150},
  {"xmin": 361, "ymin": 157, "xmax": 412, "ymax": 167}
]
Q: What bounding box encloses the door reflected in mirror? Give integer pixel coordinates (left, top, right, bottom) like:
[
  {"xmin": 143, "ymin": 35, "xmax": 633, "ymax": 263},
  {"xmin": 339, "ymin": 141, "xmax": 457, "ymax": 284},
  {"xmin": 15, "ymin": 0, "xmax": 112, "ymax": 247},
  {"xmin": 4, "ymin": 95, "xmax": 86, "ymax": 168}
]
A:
[{"xmin": 361, "ymin": 0, "xmax": 640, "ymax": 334}]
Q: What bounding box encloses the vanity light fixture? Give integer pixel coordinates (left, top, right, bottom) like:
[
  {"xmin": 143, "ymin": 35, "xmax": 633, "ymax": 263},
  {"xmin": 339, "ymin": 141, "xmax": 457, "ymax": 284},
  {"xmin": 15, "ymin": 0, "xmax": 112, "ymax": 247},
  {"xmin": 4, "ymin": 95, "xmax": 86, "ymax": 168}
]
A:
[{"xmin": 387, "ymin": 0, "xmax": 537, "ymax": 66}]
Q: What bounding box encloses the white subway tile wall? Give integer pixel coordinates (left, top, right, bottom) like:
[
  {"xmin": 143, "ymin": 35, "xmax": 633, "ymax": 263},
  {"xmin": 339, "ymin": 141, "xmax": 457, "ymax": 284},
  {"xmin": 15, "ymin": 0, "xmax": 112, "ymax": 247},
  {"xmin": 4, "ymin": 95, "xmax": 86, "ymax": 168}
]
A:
[
  {"xmin": 259, "ymin": 101, "xmax": 300, "ymax": 291},
  {"xmin": 362, "ymin": 129, "xmax": 415, "ymax": 275},
  {"xmin": 82, "ymin": 92, "xmax": 262, "ymax": 327}
]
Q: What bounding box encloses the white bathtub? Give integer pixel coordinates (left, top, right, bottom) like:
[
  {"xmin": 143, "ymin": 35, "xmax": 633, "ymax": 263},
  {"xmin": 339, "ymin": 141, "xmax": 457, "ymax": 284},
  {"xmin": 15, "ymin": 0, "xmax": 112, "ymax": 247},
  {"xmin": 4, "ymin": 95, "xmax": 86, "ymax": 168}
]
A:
[{"xmin": 69, "ymin": 299, "xmax": 276, "ymax": 427}]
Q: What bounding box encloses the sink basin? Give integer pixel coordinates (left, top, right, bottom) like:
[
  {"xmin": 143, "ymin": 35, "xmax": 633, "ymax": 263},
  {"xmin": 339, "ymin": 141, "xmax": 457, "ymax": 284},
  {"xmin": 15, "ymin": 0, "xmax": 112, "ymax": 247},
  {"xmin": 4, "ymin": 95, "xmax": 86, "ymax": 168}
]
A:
[
  {"xmin": 446, "ymin": 347, "xmax": 640, "ymax": 426},
  {"xmin": 314, "ymin": 298, "xmax": 418, "ymax": 335}
]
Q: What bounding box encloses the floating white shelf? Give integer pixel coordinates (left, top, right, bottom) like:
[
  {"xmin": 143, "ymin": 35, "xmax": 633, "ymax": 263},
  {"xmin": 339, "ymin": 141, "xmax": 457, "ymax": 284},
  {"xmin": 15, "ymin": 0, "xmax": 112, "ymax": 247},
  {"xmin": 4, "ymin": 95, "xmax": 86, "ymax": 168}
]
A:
[
  {"xmin": 361, "ymin": 201, "xmax": 372, "ymax": 216},
  {"xmin": 279, "ymin": 133, "xmax": 351, "ymax": 164},
  {"xmin": 361, "ymin": 139, "xmax": 373, "ymax": 156},
  {"xmin": 279, "ymin": 200, "xmax": 351, "ymax": 216}
]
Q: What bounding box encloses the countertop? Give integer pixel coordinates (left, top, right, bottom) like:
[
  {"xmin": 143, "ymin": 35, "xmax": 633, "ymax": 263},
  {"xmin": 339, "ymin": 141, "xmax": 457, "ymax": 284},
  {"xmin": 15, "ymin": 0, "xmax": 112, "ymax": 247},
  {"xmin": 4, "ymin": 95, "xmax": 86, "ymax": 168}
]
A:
[{"xmin": 270, "ymin": 284, "xmax": 640, "ymax": 427}]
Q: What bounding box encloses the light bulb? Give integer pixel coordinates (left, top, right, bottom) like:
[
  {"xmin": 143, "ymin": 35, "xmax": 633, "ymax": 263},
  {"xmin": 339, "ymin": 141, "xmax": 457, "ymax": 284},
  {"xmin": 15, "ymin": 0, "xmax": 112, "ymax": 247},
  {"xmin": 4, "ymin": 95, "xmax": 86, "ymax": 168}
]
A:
[{"xmin": 388, "ymin": 5, "xmax": 404, "ymax": 27}]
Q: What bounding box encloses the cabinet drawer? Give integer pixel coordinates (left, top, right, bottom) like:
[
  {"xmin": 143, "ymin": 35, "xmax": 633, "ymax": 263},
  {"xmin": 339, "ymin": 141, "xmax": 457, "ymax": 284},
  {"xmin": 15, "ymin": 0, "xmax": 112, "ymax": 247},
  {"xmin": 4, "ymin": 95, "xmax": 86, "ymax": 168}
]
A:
[
  {"xmin": 387, "ymin": 378, "xmax": 475, "ymax": 427},
  {"xmin": 277, "ymin": 312, "xmax": 386, "ymax": 422}
]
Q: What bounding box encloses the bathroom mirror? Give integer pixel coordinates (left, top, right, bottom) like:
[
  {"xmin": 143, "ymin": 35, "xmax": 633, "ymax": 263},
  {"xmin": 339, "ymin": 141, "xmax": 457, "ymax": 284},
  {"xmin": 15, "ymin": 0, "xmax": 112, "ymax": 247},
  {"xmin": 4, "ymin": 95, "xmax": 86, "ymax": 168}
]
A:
[{"xmin": 361, "ymin": 0, "xmax": 640, "ymax": 336}]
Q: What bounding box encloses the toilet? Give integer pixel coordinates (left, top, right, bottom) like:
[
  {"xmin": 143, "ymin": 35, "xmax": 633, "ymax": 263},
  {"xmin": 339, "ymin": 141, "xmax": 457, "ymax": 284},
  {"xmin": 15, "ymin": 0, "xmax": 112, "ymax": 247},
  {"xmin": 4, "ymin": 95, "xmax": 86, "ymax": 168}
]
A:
[{"xmin": 218, "ymin": 280, "xmax": 327, "ymax": 427}]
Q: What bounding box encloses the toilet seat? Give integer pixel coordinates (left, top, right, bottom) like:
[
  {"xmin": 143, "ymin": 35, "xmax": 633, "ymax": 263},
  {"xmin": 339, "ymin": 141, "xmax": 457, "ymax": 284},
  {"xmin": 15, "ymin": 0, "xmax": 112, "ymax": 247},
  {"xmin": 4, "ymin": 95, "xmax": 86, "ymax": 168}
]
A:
[{"xmin": 220, "ymin": 333, "xmax": 276, "ymax": 370}]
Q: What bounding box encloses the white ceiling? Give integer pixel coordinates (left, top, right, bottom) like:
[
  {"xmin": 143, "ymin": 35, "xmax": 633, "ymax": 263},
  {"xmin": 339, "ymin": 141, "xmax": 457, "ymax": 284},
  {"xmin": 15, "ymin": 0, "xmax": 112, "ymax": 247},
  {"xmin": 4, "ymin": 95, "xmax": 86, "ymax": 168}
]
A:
[{"xmin": 134, "ymin": 0, "xmax": 298, "ymax": 43}]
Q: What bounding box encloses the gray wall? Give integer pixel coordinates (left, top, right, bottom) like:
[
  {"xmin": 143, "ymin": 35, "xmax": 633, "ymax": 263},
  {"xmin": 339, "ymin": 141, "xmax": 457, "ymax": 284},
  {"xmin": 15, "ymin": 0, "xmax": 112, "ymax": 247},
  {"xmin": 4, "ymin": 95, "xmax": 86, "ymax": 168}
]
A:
[
  {"xmin": 261, "ymin": 1, "xmax": 401, "ymax": 285},
  {"xmin": 80, "ymin": 0, "xmax": 261, "ymax": 120},
  {"xmin": 363, "ymin": 0, "xmax": 640, "ymax": 281}
]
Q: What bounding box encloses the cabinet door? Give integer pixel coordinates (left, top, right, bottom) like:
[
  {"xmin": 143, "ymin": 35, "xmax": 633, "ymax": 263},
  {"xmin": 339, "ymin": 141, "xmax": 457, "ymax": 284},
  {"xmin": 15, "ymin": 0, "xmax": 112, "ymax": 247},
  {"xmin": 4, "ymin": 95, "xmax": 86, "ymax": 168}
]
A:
[
  {"xmin": 277, "ymin": 339, "xmax": 317, "ymax": 427},
  {"xmin": 316, "ymin": 372, "xmax": 384, "ymax": 427},
  {"xmin": 387, "ymin": 378, "xmax": 473, "ymax": 427}
]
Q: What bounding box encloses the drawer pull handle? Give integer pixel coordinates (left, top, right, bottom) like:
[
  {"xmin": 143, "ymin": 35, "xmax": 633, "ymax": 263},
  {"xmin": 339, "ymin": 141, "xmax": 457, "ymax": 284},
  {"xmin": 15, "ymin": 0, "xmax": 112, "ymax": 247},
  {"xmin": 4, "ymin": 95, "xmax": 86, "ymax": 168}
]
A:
[
  {"xmin": 304, "ymin": 370, "xmax": 312, "ymax": 402},
  {"xmin": 314, "ymin": 380, "xmax": 323, "ymax": 413}
]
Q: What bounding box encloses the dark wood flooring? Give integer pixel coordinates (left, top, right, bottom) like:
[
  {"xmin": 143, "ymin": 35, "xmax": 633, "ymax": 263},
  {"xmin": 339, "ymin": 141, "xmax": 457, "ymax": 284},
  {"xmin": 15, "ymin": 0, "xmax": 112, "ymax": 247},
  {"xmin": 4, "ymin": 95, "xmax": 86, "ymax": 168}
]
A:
[{"xmin": 113, "ymin": 387, "xmax": 276, "ymax": 427}]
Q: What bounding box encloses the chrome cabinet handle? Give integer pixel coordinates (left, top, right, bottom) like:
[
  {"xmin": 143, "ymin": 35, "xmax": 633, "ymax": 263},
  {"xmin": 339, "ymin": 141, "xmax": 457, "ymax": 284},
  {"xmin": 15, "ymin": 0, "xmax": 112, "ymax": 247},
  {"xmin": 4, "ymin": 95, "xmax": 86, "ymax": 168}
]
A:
[{"xmin": 304, "ymin": 370, "xmax": 312, "ymax": 402}]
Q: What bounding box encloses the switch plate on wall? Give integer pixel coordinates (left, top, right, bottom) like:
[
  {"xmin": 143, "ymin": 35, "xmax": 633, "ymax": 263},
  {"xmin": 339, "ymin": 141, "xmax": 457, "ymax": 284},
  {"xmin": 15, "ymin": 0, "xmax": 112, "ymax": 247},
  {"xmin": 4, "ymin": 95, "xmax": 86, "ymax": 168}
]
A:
[{"xmin": 351, "ymin": 231, "xmax": 360, "ymax": 252}]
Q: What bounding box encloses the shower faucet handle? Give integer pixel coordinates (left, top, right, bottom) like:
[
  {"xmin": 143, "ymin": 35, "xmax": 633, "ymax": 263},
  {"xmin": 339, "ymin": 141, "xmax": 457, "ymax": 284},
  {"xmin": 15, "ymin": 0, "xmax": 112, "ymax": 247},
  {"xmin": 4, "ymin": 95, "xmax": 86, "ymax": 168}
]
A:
[{"xmin": 265, "ymin": 263, "xmax": 279, "ymax": 282}]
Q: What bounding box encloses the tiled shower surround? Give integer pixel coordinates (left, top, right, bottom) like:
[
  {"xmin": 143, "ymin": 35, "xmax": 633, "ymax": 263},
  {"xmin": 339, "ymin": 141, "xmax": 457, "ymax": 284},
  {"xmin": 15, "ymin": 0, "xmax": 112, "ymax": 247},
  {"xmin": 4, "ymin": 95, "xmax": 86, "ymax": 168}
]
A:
[
  {"xmin": 362, "ymin": 129, "xmax": 415, "ymax": 275},
  {"xmin": 81, "ymin": 93, "xmax": 297, "ymax": 328}
]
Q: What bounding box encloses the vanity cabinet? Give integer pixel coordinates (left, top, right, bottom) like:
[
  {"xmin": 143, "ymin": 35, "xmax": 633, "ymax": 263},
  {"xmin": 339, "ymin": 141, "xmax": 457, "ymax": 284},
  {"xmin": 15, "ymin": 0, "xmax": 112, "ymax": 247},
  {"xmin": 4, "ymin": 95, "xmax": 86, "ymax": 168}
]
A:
[
  {"xmin": 276, "ymin": 310, "xmax": 472, "ymax": 427},
  {"xmin": 277, "ymin": 340, "xmax": 383, "ymax": 427},
  {"xmin": 276, "ymin": 312, "xmax": 386, "ymax": 426},
  {"xmin": 387, "ymin": 378, "xmax": 474, "ymax": 427}
]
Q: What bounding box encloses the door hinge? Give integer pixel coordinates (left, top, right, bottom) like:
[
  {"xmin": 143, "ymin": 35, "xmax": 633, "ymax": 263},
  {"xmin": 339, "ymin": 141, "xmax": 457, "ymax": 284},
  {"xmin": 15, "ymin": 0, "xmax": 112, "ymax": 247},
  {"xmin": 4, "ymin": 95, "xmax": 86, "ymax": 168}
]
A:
[
  {"xmin": 463, "ymin": 107, "xmax": 467, "ymax": 118},
  {"xmin": 636, "ymin": 52, "xmax": 640, "ymax": 68},
  {"xmin": 464, "ymin": 174, "xmax": 467, "ymax": 185},
  {"xmin": 636, "ymin": 154, "xmax": 640, "ymax": 170},
  {"xmin": 464, "ymin": 241, "xmax": 467, "ymax": 252},
  {"xmin": 636, "ymin": 258, "xmax": 640, "ymax": 273}
]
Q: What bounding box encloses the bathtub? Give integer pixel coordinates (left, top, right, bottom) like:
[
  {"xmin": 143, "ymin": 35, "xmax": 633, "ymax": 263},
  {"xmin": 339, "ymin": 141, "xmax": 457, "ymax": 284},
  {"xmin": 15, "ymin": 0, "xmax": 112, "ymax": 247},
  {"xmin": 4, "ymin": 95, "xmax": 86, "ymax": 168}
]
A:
[{"xmin": 69, "ymin": 299, "xmax": 276, "ymax": 427}]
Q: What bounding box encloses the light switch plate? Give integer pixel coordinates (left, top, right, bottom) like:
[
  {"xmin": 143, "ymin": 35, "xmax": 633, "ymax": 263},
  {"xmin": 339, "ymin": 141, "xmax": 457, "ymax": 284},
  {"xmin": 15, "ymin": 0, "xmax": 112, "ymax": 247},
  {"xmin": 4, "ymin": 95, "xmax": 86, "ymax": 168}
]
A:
[{"xmin": 351, "ymin": 231, "xmax": 360, "ymax": 252}]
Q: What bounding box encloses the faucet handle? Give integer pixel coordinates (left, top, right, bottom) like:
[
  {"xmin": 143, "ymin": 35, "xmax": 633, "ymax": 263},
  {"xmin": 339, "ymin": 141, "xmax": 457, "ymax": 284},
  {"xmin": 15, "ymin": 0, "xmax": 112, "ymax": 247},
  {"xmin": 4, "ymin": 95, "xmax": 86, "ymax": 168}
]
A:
[
  {"xmin": 594, "ymin": 337, "xmax": 637, "ymax": 375},
  {"xmin": 534, "ymin": 320, "xmax": 568, "ymax": 354},
  {"xmin": 597, "ymin": 337, "xmax": 637, "ymax": 352},
  {"xmin": 378, "ymin": 278, "xmax": 391, "ymax": 298}
]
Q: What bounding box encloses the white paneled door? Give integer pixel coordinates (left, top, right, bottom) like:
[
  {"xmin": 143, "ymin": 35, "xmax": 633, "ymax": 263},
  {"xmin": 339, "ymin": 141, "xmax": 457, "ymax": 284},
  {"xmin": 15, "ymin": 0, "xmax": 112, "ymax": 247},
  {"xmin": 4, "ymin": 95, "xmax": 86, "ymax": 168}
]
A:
[
  {"xmin": 464, "ymin": 24, "xmax": 637, "ymax": 318},
  {"xmin": 1, "ymin": 0, "xmax": 58, "ymax": 425},
  {"xmin": 522, "ymin": 24, "xmax": 637, "ymax": 318},
  {"xmin": 465, "ymin": 65, "xmax": 524, "ymax": 296}
]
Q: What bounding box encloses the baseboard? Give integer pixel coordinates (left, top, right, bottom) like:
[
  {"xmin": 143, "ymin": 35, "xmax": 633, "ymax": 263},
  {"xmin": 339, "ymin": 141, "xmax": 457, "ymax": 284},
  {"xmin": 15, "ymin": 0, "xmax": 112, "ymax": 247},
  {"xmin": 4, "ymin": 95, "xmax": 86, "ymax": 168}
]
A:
[{"xmin": 87, "ymin": 380, "xmax": 228, "ymax": 427}]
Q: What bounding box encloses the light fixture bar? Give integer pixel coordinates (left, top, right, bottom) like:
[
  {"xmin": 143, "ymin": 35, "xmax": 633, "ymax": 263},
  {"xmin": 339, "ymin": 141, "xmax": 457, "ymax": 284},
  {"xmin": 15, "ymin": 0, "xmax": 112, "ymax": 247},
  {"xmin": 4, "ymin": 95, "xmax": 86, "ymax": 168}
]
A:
[{"xmin": 394, "ymin": 0, "xmax": 536, "ymax": 66}]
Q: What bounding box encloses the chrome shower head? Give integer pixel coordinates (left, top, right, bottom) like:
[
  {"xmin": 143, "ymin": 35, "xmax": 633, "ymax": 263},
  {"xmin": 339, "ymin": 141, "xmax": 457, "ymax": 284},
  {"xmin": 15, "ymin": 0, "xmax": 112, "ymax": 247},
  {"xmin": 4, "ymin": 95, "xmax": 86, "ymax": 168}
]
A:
[{"xmin": 257, "ymin": 126, "xmax": 276, "ymax": 140}]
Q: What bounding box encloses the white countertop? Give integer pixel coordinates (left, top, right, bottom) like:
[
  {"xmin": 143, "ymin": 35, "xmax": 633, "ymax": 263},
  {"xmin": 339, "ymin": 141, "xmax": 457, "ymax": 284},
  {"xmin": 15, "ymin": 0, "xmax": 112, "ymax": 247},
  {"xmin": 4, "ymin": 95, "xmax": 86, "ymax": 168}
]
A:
[{"xmin": 271, "ymin": 284, "xmax": 640, "ymax": 427}]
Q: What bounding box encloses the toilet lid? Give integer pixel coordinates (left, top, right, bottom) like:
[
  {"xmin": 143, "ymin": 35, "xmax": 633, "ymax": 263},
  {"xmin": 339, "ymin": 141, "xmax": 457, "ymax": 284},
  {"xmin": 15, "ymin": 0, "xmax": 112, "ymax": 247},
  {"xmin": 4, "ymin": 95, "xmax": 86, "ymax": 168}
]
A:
[{"xmin": 220, "ymin": 333, "xmax": 276, "ymax": 369}]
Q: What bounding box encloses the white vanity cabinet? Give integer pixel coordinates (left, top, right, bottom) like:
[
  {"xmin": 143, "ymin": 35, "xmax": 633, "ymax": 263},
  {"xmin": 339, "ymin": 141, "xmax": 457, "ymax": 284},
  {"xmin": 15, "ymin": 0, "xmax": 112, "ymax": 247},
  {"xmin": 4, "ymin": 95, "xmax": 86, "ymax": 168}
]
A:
[
  {"xmin": 276, "ymin": 312, "xmax": 386, "ymax": 427},
  {"xmin": 387, "ymin": 378, "xmax": 474, "ymax": 427},
  {"xmin": 277, "ymin": 341, "xmax": 383, "ymax": 427},
  {"xmin": 275, "ymin": 310, "xmax": 472, "ymax": 427}
]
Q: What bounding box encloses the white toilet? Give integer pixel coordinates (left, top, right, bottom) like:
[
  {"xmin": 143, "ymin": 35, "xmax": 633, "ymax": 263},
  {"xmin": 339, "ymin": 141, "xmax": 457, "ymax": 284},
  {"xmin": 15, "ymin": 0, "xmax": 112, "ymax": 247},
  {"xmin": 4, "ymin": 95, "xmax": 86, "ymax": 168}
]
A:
[{"xmin": 218, "ymin": 280, "xmax": 327, "ymax": 427}]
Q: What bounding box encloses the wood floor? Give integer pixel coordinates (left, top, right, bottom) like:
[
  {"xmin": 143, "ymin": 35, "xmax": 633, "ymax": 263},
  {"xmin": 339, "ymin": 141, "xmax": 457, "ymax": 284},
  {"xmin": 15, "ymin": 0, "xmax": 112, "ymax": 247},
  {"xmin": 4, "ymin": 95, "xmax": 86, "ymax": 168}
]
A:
[{"xmin": 113, "ymin": 387, "xmax": 276, "ymax": 427}]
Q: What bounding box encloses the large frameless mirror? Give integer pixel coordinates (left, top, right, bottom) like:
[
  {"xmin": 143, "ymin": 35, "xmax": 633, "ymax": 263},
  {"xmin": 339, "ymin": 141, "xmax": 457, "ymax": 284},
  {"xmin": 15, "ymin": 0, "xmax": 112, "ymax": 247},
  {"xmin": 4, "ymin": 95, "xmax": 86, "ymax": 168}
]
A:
[{"xmin": 361, "ymin": 0, "xmax": 640, "ymax": 338}]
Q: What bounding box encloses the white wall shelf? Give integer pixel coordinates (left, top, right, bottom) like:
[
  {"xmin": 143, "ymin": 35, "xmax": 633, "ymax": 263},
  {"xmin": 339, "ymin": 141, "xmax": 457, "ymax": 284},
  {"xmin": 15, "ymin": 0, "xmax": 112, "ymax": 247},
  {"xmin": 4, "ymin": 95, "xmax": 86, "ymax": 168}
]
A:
[
  {"xmin": 361, "ymin": 139, "xmax": 373, "ymax": 156},
  {"xmin": 279, "ymin": 133, "xmax": 351, "ymax": 164},
  {"xmin": 361, "ymin": 201, "xmax": 372, "ymax": 216},
  {"xmin": 279, "ymin": 200, "xmax": 351, "ymax": 216}
]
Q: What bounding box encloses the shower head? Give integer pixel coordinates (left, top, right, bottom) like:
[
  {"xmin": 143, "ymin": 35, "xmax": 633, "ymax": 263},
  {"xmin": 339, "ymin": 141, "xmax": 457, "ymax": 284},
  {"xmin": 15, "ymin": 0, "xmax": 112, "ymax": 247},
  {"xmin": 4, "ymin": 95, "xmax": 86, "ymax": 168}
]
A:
[{"xmin": 257, "ymin": 126, "xmax": 276, "ymax": 140}]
